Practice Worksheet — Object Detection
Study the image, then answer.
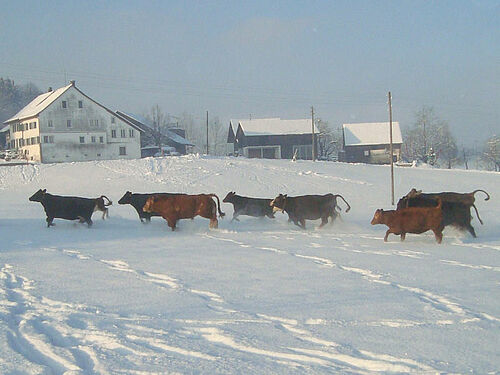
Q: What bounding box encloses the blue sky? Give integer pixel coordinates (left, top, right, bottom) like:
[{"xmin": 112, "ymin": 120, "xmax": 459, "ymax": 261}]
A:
[{"xmin": 1, "ymin": 0, "xmax": 498, "ymax": 144}]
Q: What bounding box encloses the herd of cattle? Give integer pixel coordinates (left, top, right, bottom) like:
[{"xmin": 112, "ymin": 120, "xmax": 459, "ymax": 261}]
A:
[{"xmin": 28, "ymin": 187, "xmax": 490, "ymax": 243}]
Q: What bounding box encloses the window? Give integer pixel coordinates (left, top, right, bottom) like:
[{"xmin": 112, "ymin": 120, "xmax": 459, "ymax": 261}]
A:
[
  {"xmin": 62, "ymin": 101, "xmax": 67, "ymax": 108},
  {"xmin": 111, "ymin": 117, "xmax": 115, "ymax": 124},
  {"xmin": 80, "ymin": 136, "xmax": 85, "ymax": 143},
  {"xmin": 364, "ymin": 150, "xmax": 370, "ymax": 157},
  {"xmin": 67, "ymin": 120, "xmax": 71, "ymax": 128},
  {"xmin": 78, "ymin": 100, "xmax": 83, "ymax": 108},
  {"xmin": 119, "ymin": 146, "xmax": 126, "ymax": 155},
  {"xmin": 91, "ymin": 136, "xmax": 96, "ymax": 143},
  {"xmin": 111, "ymin": 130, "xmax": 116, "ymax": 138},
  {"xmin": 97, "ymin": 153, "xmax": 102, "ymax": 157},
  {"xmin": 36, "ymin": 136, "xmax": 40, "ymax": 144},
  {"xmin": 26, "ymin": 138, "xmax": 31, "ymax": 145},
  {"xmin": 120, "ymin": 129, "xmax": 126, "ymax": 138},
  {"xmin": 90, "ymin": 119, "xmax": 99, "ymax": 127},
  {"xmin": 43, "ymin": 136, "xmax": 54, "ymax": 144},
  {"xmin": 31, "ymin": 137, "xmax": 36, "ymax": 144},
  {"xmin": 48, "ymin": 120, "xmax": 53, "ymax": 128},
  {"xmin": 33, "ymin": 123, "xmax": 37, "ymax": 129},
  {"xmin": 99, "ymin": 136, "xmax": 104, "ymax": 143},
  {"xmin": 129, "ymin": 129, "xmax": 134, "ymax": 137},
  {"xmin": 25, "ymin": 124, "xmax": 29, "ymax": 131}
]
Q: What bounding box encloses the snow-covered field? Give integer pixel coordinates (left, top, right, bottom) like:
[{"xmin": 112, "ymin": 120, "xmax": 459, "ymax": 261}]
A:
[{"xmin": 0, "ymin": 156, "xmax": 498, "ymax": 374}]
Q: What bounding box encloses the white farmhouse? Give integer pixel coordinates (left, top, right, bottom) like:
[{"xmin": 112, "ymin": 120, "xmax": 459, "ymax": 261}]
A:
[{"xmin": 3, "ymin": 81, "xmax": 143, "ymax": 163}]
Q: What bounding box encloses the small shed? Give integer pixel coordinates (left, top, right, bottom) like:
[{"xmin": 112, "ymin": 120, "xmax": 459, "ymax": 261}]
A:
[
  {"xmin": 339, "ymin": 122, "xmax": 402, "ymax": 164},
  {"xmin": 227, "ymin": 118, "xmax": 318, "ymax": 160}
]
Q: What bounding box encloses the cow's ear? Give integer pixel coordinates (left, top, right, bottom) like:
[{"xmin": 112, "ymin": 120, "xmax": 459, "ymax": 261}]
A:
[
  {"xmin": 42, "ymin": 189, "xmax": 47, "ymax": 193},
  {"xmin": 284, "ymin": 194, "xmax": 288, "ymax": 198}
]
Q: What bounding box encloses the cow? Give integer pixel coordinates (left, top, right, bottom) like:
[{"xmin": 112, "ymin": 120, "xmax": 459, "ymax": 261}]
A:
[
  {"xmin": 397, "ymin": 188, "xmax": 490, "ymax": 237},
  {"xmin": 371, "ymin": 199, "xmax": 444, "ymax": 243},
  {"xmin": 270, "ymin": 193, "xmax": 351, "ymax": 229},
  {"xmin": 143, "ymin": 193, "xmax": 225, "ymax": 230},
  {"xmin": 93, "ymin": 195, "xmax": 112, "ymax": 219},
  {"xmin": 29, "ymin": 189, "xmax": 98, "ymax": 227},
  {"xmin": 118, "ymin": 191, "xmax": 184, "ymax": 223},
  {"xmin": 222, "ymin": 192, "xmax": 275, "ymax": 221}
]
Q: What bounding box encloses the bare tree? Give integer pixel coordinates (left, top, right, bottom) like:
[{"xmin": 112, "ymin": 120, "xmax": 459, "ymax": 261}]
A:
[
  {"xmin": 403, "ymin": 106, "xmax": 457, "ymax": 167},
  {"xmin": 146, "ymin": 104, "xmax": 170, "ymax": 149},
  {"xmin": 483, "ymin": 135, "xmax": 500, "ymax": 171},
  {"xmin": 316, "ymin": 118, "xmax": 341, "ymax": 160}
]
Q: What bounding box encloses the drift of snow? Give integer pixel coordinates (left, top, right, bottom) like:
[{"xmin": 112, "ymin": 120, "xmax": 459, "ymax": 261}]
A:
[{"xmin": 0, "ymin": 155, "xmax": 498, "ymax": 374}]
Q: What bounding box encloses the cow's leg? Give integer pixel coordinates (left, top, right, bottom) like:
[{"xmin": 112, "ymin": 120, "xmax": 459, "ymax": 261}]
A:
[
  {"xmin": 466, "ymin": 222, "xmax": 477, "ymax": 238},
  {"xmin": 433, "ymin": 229, "xmax": 443, "ymax": 244},
  {"xmin": 167, "ymin": 220, "xmax": 176, "ymax": 231},
  {"xmin": 319, "ymin": 216, "xmax": 328, "ymax": 228},
  {"xmin": 384, "ymin": 230, "xmax": 391, "ymax": 242},
  {"xmin": 267, "ymin": 212, "xmax": 275, "ymax": 219},
  {"xmin": 210, "ymin": 218, "xmax": 218, "ymax": 229},
  {"xmin": 86, "ymin": 218, "xmax": 93, "ymax": 227},
  {"xmin": 299, "ymin": 219, "xmax": 306, "ymax": 229},
  {"xmin": 231, "ymin": 212, "xmax": 240, "ymax": 222},
  {"xmin": 400, "ymin": 233, "xmax": 406, "ymax": 241},
  {"xmin": 46, "ymin": 217, "xmax": 54, "ymax": 227}
]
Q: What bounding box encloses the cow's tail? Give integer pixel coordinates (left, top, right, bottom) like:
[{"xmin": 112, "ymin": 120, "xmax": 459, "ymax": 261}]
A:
[
  {"xmin": 335, "ymin": 195, "xmax": 351, "ymax": 213},
  {"xmin": 100, "ymin": 195, "xmax": 113, "ymax": 206},
  {"xmin": 209, "ymin": 194, "xmax": 225, "ymax": 218},
  {"xmin": 472, "ymin": 189, "xmax": 490, "ymax": 201}
]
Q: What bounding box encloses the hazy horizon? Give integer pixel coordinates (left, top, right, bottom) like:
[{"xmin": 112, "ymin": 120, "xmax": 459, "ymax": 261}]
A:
[{"xmin": 1, "ymin": 0, "xmax": 498, "ymax": 146}]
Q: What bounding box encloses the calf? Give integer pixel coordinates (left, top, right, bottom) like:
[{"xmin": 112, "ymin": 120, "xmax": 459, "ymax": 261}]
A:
[
  {"xmin": 93, "ymin": 195, "xmax": 112, "ymax": 219},
  {"xmin": 371, "ymin": 199, "xmax": 444, "ymax": 243},
  {"xmin": 118, "ymin": 191, "xmax": 184, "ymax": 223},
  {"xmin": 222, "ymin": 192, "xmax": 275, "ymax": 221},
  {"xmin": 397, "ymin": 188, "xmax": 490, "ymax": 237},
  {"xmin": 270, "ymin": 193, "xmax": 350, "ymax": 229},
  {"xmin": 29, "ymin": 189, "xmax": 97, "ymax": 227},
  {"xmin": 143, "ymin": 193, "xmax": 225, "ymax": 230}
]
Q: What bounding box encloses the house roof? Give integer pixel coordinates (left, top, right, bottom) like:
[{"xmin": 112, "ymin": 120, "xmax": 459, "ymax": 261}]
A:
[
  {"xmin": 4, "ymin": 84, "xmax": 73, "ymax": 123},
  {"xmin": 343, "ymin": 122, "xmax": 402, "ymax": 146},
  {"xmin": 0, "ymin": 125, "xmax": 10, "ymax": 133},
  {"xmin": 4, "ymin": 82, "xmax": 144, "ymax": 133},
  {"xmin": 231, "ymin": 118, "xmax": 318, "ymax": 136},
  {"xmin": 116, "ymin": 111, "xmax": 193, "ymax": 146}
]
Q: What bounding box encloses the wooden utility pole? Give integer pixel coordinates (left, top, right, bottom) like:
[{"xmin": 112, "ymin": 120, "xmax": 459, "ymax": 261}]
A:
[
  {"xmin": 388, "ymin": 92, "xmax": 394, "ymax": 205},
  {"xmin": 206, "ymin": 110, "xmax": 209, "ymax": 155},
  {"xmin": 311, "ymin": 106, "xmax": 316, "ymax": 161}
]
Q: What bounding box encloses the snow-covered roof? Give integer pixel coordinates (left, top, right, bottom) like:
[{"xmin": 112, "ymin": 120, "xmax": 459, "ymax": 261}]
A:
[
  {"xmin": 343, "ymin": 122, "xmax": 402, "ymax": 146},
  {"xmin": 117, "ymin": 111, "xmax": 193, "ymax": 146},
  {"xmin": 0, "ymin": 125, "xmax": 10, "ymax": 133},
  {"xmin": 232, "ymin": 118, "xmax": 318, "ymax": 136},
  {"xmin": 5, "ymin": 84, "xmax": 73, "ymax": 123}
]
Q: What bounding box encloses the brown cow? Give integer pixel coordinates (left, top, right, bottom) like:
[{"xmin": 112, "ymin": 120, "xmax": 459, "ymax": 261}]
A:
[
  {"xmin": 143, "ymin": 194, "xmax": 225, "ymax": 230},
  {"xmin": 371, "ymin": 199, "xmax": 444, "ymax": 243}
]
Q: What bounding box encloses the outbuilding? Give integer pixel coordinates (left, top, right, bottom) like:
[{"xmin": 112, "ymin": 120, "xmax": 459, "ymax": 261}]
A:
[
  {"xmin": 339, "ymin": 122, "xmax": 402, "ymax": 164},
  {"xmin": 227, "ymin": 118, "xmax": 318, "ymax": 160}
]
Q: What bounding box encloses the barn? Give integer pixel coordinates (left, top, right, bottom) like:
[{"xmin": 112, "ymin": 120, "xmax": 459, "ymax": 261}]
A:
[
  {"xmin": 227, "ymin": 118, "xmax": 318, "ymax": 160},
  {"xmin": 339, "ymin": 122, "xmax": 402, "ymax": 164}
]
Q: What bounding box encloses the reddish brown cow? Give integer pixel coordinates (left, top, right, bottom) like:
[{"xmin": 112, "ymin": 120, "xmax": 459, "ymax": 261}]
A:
[
  {"xmin": 371, "ymin": 199, "xmax": 444, "ymax": 243},
  {"xmin": 143, "ymin": 194, "xmax": 225, "ymax": 230}
]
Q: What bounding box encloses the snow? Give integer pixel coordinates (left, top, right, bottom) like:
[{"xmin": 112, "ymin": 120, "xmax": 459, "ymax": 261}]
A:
[
  {"xmin": 5, "ymin": 84, "xmax": 73, "ymax": 123},
  {"xmin": 233, "ymin": 118, "xmax": 319, "ymax": 136},
  {"xmin": 0, "ymin": 156, "xmax": 499, "ymax": 374},
  {"xmin": 343, "ymin": 122, "xmax": 403, "ymax": 146}
]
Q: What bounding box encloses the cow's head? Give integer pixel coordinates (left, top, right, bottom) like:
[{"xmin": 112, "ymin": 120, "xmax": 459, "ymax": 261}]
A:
[
  {"xmin": 118, "ymin": 191, "xmax": 132, "ymax": 205},
  {"xmin": 223, "ymin": 191, "xmax": 236, "ymax": 203},
  {"xmin": 370, "ymin": 209, "xmax": 384, "ymax": 225},
  {"xmin": 406, "ymin": 188, "xmax": 422, "ymax": 198},
  {"xmin": 270, "ymin": 194, "xmax": 287, "ymax": 213},
  {"xmin": 143, "ymin": 195, "xmax": 158, "ymax": 213},
  {"xmin": 29, "ymin": 189, "xmax": 47, "ymax": 202}
]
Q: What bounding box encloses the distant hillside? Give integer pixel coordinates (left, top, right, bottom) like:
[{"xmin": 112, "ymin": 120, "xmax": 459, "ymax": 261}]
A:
[{"xmin": 0, "ymin": 78, "xmax": 41, "ymax": 127}]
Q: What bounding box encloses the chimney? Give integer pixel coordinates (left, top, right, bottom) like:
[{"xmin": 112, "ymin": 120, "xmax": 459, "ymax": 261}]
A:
[
  {"xmin": 48, "ymin": 87, "xmax": 53, "ymax": 92},
  {"xmin": 70, "ymin": 80, "xmax": 75, "ymax": 86}
]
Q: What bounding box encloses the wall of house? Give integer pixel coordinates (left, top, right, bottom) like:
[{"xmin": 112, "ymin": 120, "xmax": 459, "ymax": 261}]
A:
[
  {"xmin": 9, "ymin": 118, "xmax": 41, "ymax": 161},
  {"xmin": 340, "ymin": 144, "xmax": 401, "ymax": 164},
  {"xmin": 237, "ymin": 133, "xmax": 317, "ymax": 159},
  {"xmin": 37, "ymin": 87, "xmax": 140, "ymax": 163}
]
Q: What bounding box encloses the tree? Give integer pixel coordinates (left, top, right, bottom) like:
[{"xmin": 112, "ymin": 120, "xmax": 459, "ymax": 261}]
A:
[
  {"xmin": 483, "ymin": 135, "xmax": 500, "ymax": 171},
  {"xmin": 0, "ymin": 78, "xmax": 41, "ymax": 125},
  {"xmin": 209, "ymin": 116, "xmax": 227, "ymax": 156},
  {"xmin": 402, "ymin": 106, "xmax": 457, "ymax": 167},
  {"xmin": 316, "ymin": 118, "xmax": 341, "ymax": 160},
  {"xmin": 145, "ymin": 104, "xmax": 170, "ymax": 149}
]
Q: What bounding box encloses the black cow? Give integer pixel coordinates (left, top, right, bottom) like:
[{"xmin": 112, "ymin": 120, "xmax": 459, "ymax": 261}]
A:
[
  {"xmin": 270, "ymin": 193, "xmax": 350, "ymax": 229},
  {"xmin": 222, "ymin": 192, "xmax": 275, "ymax": 221},
  {"xmin": 118, "ymin": 191, "xmax": 185, "ymax": 223},
  {"xmin": 29, "ymin": 189, "xmax": 98, "ymax": 227},
  {"xmin": 396, "ymin": 188, "xmax": 490, "ymax": 238}
]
